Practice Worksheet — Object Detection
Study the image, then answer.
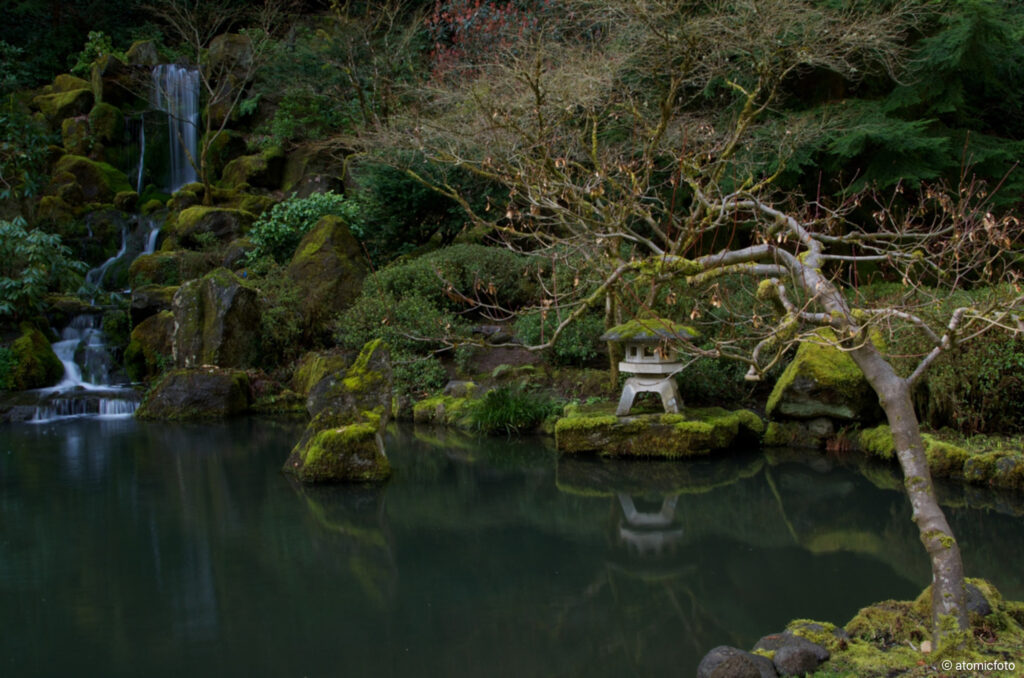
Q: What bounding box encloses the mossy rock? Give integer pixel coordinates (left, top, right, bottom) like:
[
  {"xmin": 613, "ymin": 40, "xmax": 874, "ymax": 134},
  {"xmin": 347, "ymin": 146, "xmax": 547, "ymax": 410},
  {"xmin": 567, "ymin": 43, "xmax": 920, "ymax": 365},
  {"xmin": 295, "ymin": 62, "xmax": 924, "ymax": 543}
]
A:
[
  {"xmin": 167, "ymin": 188, "xmax": 201, "ymax": 213},
  {"xmin": 135, "ymin": 367, "xmax": 250, "ymax": 419},
  {"xmin": 128, "ymin": 250, "xmax": 216, "ymax": 288},
  {"xmin": 286, "ymin": 215, "xmax": 368, "ymax": 338},
  {"xmin": 53, "ymin": 74, "xmax": 91, "ymax": 93},
  {"xmin": 9, "ymin": 323, "xmax": 64, "ymax": 390},
  {"xmin": 124, "ymin": 311, "xmax": 175, "ymax": 382},
  {"xmin": 167, "ymin": 206, "xmax": 256, "ymax": 249},
  {"xmin": 51, "ymin": 154, "xmax": 131, "ymax": 205},
  {"xmin": 284, "ymin": 339, "xmax": 394, "ymax": 483},
  {"xmin": 202, "ymin": 130, "xmax": 247, "ymax": 179},
  {"xmin": 87, "ymin": 102, "xmax": 124, "ymax": 144},
  {"xmin": 220, "ymin": 147, "xmax": 285, "ymax": 190},
  {"xmin": 129, "ymin": 284, "xmax": 178, "ymax": 325},
  {"xmin": 172, "ymin": 267, "xmax": 261, "ymax": 368},
  {"xmin": 555, "ymin": 405, "xmax": 763, "ymax": 457},
  {"xmin": 766, "ymin": 328, "xmax": 882, "ymax": 422},
  {"xmin": 283, "ymin": 423, "xmax": 391, "ymax": 483},
  {"xmin": 33, "ymin": 88, "xmax": 94, "ymax": 125},
  {"xmin": 125, "ymin": 40, "xmax": 159, "ymax": 66},
  {"xmin": 290, "ymin": 350, "xmax": 351, "ymax": 396},
  {"xmin": 90, "ymin": 54, "xmax": 137, "ymax": 108},
  {"xmin": 35, "ymin": 195, "xmax": 75, "ymax": 228},
  {"xmin": 306, "ymin": 338, "xmax": 392, "ymax": 421},
  {"xmin": 411, "ymin": 394, "xmax": 476, "ymax": 429},
  {"xmin": 60, "ymin": 117, "xmax": 91, "ymax": 155}
]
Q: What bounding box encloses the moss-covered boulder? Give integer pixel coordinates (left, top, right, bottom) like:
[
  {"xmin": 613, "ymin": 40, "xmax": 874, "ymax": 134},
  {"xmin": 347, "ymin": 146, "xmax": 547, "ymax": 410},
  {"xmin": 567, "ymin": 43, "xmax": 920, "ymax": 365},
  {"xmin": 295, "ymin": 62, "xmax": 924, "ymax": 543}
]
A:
[
  {"xmin": 411, "ymin": 394, "xmax": 476, "ymax": 428},
  {"xmin": 128, "ymin": 250, "xmax": 216, "ymax": 287},
  {"xmin": 87, "ymin": 102, "xmax": 124, "ymax": 145},
  {"xmin": 766, "ymin": 329, "xmax": 883, "ymax": 423},
  {"xmin": 50, "ymin": 154, "xmax": 132, "ymax": 205},
  {"xmin": 168, "ymin": 206, "xmax": 256, "ymax": 248},
  {"xmin": 9, "ymin": 323, "xmax": 64, "ymax": 390},
  {"xmin": 283, "ymin": 423, "xmax": 391, "ymax": 483},
  {"xmin": 124, "ymin": 310, "xmax": 174, "ymax": 381},
  {"xmin": 33, "ymin": 88, "xmax": 94, "ymax": 125},
  {"xmin": 53, "ymin": 74, "xmax": 91, "ymax": 92},
  {"xmin": 202, "ymin": 129, "xmax": 247, "ymax": 179},
  {"xmin": 286, "ymin": 215, "xmax": 368, "ymax": 336},
  {"xmin": 172, "ymin": 268, "xmax": 261, "ymax": 368},
  {"xmin": 35, "ymin": 195, "xmax": 75, "ymax": 228},
  {"xmin": 61, "ymin": 117, "xmax": 91, "ymax": 155},
  {"xmin": 90, "ymin": 54, "xmax": 137, "ymax": 108},
  {"xmin": 284, "ymin": 339, "xmax": 393, "ymax": 483},
  {"xmin": 555, "ymin": 405, "xmax": 764, "ymax": 457},
  {"xmin": 130, "ymin": 284, "xmax": 178, "ymax": 326},
  {"xmin": 135, "ymin": 366, "xmax": 250, "ymax": 419},
  {"xmin": 290, "ymin": 350, "xmax": 351, "ymax": 396},
  {"xmin": 125, "ymin": 40, "xmax": 159, "ymax": 66},
  {"xmin": 220, "ymin": 147, "xmax": 285, "ymax": 190}
]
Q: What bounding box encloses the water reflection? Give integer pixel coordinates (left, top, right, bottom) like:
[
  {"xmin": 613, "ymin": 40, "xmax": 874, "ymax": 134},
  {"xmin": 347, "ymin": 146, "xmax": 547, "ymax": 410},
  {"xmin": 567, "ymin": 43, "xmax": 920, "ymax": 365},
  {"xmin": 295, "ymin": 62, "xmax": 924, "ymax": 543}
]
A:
[{"xmin": 0, "ymin": 420, "xmax": 1022, "ymax": 678}]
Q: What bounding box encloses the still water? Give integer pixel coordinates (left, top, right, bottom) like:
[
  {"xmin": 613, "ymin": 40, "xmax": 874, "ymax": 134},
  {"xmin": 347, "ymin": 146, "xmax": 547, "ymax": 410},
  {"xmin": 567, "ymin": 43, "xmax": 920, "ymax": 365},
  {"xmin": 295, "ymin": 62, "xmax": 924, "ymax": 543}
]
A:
[{"xmin": 1, "ymin": 418, "xmax": 1022, "ymax": 677}]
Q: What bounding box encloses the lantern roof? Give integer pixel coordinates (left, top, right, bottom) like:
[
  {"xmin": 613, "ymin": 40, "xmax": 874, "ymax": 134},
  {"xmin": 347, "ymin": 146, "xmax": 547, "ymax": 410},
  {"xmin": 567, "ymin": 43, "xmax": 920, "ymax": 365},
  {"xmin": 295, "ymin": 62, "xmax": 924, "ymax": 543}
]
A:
[{"xmin": 600, "ymin": 315, "xmax": 700, "ymax": 344}]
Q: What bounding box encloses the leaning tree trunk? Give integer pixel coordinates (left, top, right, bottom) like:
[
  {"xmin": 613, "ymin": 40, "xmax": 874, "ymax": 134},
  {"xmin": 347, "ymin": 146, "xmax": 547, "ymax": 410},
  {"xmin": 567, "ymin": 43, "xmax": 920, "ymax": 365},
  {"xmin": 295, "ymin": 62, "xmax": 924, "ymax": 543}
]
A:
[{"xmin": 850, "ymin": 343, "xmax": 969, "ymax": 643}]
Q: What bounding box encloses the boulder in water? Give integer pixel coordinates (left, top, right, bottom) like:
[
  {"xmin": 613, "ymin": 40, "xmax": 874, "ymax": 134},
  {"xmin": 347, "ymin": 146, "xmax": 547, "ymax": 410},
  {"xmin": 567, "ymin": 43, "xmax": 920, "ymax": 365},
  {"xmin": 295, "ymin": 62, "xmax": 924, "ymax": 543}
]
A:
[
  {"xmin": 284, "ymin": 339, "xmax": 393, "ymax": 483},
  {"xmin": 135, "ymin": 366, "xmax": 250, "ymax": 419}
]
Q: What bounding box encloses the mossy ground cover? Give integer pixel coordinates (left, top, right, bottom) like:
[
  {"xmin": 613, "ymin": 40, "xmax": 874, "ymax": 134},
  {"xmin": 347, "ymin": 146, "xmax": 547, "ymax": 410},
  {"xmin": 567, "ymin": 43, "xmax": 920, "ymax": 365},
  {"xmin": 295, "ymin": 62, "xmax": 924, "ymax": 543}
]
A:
[
  {"xmin": 554, "ymin": 401, "xmax": 763, "ymax": 457},
  {"xmin": 791, "ymin": 579, "xmax": 1024, "ymax": 677},
  {"xmin": 856, "ymin": 425, "xmax": 1024, "ymax": 492}
]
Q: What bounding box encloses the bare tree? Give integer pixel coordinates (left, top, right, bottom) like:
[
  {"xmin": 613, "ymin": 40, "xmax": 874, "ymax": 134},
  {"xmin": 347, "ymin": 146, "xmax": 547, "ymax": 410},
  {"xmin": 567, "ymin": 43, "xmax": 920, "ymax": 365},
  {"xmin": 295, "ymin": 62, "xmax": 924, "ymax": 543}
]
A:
[{"xmin": 384, "ymin": 0, "xmax": 1024, "ymax": 644}]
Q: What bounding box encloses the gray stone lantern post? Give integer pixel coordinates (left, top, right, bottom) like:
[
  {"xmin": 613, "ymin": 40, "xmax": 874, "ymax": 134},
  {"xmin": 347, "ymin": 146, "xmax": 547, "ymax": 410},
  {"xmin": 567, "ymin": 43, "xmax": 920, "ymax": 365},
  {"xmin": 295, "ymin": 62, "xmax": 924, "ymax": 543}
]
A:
[{"xmin": 600, "ymin": 317, "xmax": 699, "ymax": 416}]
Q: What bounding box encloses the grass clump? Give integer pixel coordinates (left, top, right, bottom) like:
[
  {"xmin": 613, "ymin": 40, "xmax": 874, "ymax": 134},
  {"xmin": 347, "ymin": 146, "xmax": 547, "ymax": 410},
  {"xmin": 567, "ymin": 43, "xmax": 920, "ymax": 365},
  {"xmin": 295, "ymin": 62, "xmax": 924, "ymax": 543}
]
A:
[{"xmin": 471, "ymin": 384, "xmax": 562, "ymax": 435}]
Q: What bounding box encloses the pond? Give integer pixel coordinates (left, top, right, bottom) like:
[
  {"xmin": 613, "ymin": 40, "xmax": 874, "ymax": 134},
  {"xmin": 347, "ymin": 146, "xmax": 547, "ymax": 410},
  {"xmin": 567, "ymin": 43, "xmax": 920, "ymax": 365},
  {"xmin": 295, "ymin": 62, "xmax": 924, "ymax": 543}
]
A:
[{"xmin": 1, "ymin": 418, "xmax": 1023, "ymax": 677}]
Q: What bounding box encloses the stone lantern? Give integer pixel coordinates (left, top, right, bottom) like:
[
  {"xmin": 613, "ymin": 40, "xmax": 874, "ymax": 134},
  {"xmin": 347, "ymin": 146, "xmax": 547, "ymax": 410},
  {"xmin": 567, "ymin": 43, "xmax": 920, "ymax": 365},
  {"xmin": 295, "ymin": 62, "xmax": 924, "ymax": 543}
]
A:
[{"xmin": 600, "ymin": 316, "xmax": 699, "ymax": 416}]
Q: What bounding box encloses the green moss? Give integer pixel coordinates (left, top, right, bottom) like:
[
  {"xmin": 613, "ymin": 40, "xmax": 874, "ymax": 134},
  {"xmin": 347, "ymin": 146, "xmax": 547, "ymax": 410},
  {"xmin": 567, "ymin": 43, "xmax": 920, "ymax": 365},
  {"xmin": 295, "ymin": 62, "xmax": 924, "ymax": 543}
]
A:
[
  {"xmin": 33, "ymin": 88, "xmax": 94, "ymax": 122},
  {"xmin": 858, "ymin": 425, "xmax": 896, "ymax": 459},
  {"xmin": 600, "ymin": 315, "xmax": 699, "ymax": 343},
  {"xmin": 52, "ymin": 154, "xmax": 131, "ymax": 203},
  {"xmin": 341, "ymin": 338, "xmax": 385, "ymax": 392},
  {"xmin": 10, "ymin": 323, "xmax": 64, "ymax": 390},
  {"xmin": 289, "ymin": 422, "xmax": 390, "ymax": 483},
  {"xmin": 53, "ymin": 74, "xmax": 91, "ymax": 92},
  {"xmin": 766, "ymin": 328, "xmax": 869, "ymax": 417},
  {"xmin": 291, "ymin": 351, "xmax": 350, "ymax": 396},
  {"xmin": 87, "ymin": 102, "xmax": 123, "ymax": 142},
  {"xmin": 763, "ymin": 420, "xmax": 804, "ymax": 446}
]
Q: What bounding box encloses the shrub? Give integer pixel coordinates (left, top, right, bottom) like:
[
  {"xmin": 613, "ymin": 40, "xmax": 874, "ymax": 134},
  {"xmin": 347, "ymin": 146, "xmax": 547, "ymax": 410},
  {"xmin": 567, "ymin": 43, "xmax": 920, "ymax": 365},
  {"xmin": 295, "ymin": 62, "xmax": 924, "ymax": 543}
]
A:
[
  {"xmin": 335, "ymin": 290, "xmax": 465, "ymax": 356},
  {"xmin": 253, "ymin": 261, "xmax": 305, "ymax": 366},
  {"xmin": 471, "ymin": 383, "xmax": 561, "ymax": 435},
  {"xmin": 393, "ymin": 352, "xmax": 449, "ymax": 399},
  {"xmin": 247, "ymin": 192, "xmax": 360, "ymax": 264},
  {"xmin": 514, "ymin": 309, "xmax": 605, "ymax": 366},
  {"xmin": 366, "ymin": 244, "xmax": 534, "ymax": 312},
  {"xmin": 69, "ymin": 31, "xmax": 124, "ymax": 76},
  {"xmin": 0, "ymin": 217, "xmax": 85, "ymax": 320},
  {"xmin": 0, "ymin": 104, "xmax": 55, "ymax": 199}
]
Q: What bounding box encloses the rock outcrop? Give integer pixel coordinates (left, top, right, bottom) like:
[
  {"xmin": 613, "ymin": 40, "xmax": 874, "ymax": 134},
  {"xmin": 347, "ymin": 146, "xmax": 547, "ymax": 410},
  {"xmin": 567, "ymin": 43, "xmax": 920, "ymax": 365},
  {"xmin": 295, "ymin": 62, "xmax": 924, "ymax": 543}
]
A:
[{"xmin": 283, "ymin": 339, "xmax": 393, "ymax": 483}]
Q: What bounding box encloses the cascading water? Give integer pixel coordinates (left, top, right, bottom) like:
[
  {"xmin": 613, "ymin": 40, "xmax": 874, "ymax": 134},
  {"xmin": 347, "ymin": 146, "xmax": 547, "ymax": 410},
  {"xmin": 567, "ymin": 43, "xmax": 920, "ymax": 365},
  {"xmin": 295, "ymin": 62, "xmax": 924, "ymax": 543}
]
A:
[
  {"xmin": 32, "ymin": 315, "xmax": 140, "ymax": 423},
  {"xmin": 151, "ymin": 64, "xmax": 200, "ymax": 193},
  {"xmin": 85, "ymin": 226, "xmax": 128, "ymax": 289}
]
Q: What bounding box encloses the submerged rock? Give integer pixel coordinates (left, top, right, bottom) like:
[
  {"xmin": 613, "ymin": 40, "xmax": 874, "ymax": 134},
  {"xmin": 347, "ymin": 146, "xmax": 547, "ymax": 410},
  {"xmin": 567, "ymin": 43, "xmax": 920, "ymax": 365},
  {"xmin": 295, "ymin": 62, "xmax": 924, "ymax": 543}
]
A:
[
  {"xmin": 284, "ymin": 339, "xmax": 393, "ymax": 483},
  {"xmin": 135, "ymin": 367, "xmax": 250, "ymax": 419}
]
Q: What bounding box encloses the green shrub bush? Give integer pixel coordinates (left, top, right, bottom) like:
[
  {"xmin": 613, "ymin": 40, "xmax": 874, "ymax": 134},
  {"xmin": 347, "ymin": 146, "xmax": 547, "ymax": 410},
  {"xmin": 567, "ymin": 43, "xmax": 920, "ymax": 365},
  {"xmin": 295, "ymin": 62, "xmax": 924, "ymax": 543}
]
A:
[
  {"xmin": 471, "ymin": 384, "xmax": 562, "ymax": 435},
  {"xmin": 393, "ymin": 352, "xmax": 449, "ymax": 399},
  {"xmin": 247, "ymin": 191, "xmax": 360, "ymax": 264},
  {"xmin": 0, "ymin": 217, "xmax": 85, "ymax": 320},
  {"xmin": 513, "ymin": 309, "xmax": 605, "ymax": 367}
]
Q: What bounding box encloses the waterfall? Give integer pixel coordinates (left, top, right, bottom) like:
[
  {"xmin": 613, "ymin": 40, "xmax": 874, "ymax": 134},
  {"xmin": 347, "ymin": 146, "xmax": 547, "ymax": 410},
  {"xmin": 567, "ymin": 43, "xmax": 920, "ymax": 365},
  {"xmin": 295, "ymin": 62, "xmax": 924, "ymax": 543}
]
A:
[
  {"xmin": 32, "ymin": 315, "xmax": 139, "ymax": 423},
  {"xmin": 152, "ymin": 64, "xmax": 200, "ymax": 192},
  {"xmin": 85, "ymin": 226, "xmax": 128, "ymax": 289},
  {"xmin": 134, "ymin": 113, "xmax": 146, "ymax": 192},
  {"xmin": 143, "ymin": 216, "xmax": 161, "ymax": 255}
]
